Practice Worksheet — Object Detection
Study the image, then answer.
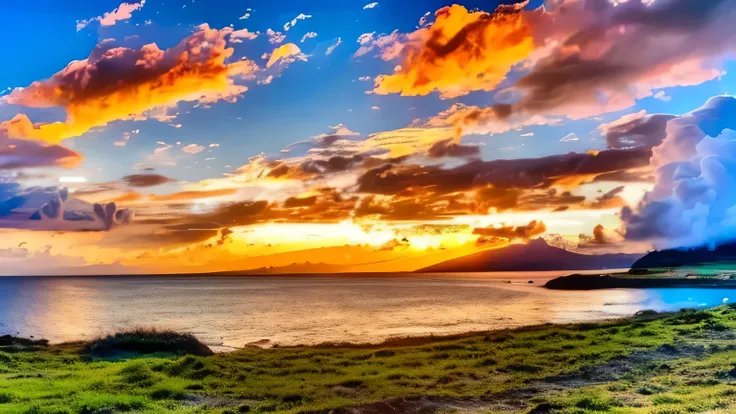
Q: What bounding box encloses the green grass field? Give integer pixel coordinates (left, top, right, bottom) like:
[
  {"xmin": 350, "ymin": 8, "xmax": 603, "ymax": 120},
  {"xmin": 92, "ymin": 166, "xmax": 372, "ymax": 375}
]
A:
[{"xmin": 3, "ymin": 306, "xmax": 736, "ymax": 413}]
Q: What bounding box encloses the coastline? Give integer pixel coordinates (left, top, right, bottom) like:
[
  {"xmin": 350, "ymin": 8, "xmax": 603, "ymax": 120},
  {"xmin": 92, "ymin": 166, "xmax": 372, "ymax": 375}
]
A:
[
  {"xmin": 545, "ymin": 273, "xmax": 736, "ymax": 290},
  {"xmin": 3, "ymin": 305, "xmax": 736, "ymax": 413}
]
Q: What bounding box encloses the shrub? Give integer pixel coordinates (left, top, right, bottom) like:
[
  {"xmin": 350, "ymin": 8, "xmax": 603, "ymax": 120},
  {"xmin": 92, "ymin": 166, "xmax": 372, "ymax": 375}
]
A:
[
  {"xmin": 667, "ymin": 309, "xmax": 714, "ymax": 325},
  {"xmin": 373, "ymin": 350, "xmax": 395, "ymax": 357},
  {"xmin": 337, "ymin": 379, "xmax": 364, "ymax": 388},
  {"xmin": 502, "ymin": 363, "xmax": 543, "ymax": 374},
  {"xmin": 149, "ymin": 387, "xmax": 186, "ymax": 400},
  {"xmin": 166, "ymin": 355, "xmax": 215, "ymax": 379},
  {"xmin": 119, "ymin": 362, "xmax": 155, "ymax": 385},
  {"xmin": 84, "ymin": 328, "xmax": 213, "ymax": 357},
  {"xmin": 575, "ymin": 396, "xmax": 611, "ymax": 411},
  {"xmin": 0, "ymin": 335, "xmax": 49, "ymax": 347},
  {"xmin": 0, "ymin": 392, "xmax": 13, "ymax": 403}
]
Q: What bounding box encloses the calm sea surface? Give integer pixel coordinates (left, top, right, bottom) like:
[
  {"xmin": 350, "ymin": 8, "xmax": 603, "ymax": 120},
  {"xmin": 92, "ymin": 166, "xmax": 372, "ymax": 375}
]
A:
[{"xmin": 1, "ymin": 273, "xmax": 734, "ymax": 350}]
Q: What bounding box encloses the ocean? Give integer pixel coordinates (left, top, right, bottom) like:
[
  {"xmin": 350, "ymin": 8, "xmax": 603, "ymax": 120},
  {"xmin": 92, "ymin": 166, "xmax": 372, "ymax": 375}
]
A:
[{"xmin": 0, "ymin": 273, "xmax": 733, "ymax": 350}]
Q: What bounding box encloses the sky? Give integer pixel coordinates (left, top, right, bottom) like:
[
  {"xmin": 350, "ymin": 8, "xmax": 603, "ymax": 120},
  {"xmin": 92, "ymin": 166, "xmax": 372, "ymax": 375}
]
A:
[{"xmin": 1, "ymin": 0, "xmax": 736, "ymax": 275}]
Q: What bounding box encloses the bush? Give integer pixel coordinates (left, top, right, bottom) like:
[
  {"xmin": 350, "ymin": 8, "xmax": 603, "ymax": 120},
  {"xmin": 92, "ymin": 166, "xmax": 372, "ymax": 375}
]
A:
[
  {"xmin": 119, "ymin": 362, "xmax": 155, "ymax": 385},
  {"xmin": 373, "ymin": 350, "xmax": 395, "ymax": 357},
  {"xmin": 0, "ymin": 335, "xmax": 49, "ymax": 347},
  {"xmin": 149, "ymin": 387, "xmax": 186, "ymax": 400},
  {"xmin": 667, "ymin": 309, "xmax": 714, "ymax": 325},
  {"xmin": 575, "ymin": 396, "xmax": 611, "ymax": 411},
  {"xmin": 501, "ymin": 363, "xmax": 543, "ymax": 374},
  {"xmin": 166, "ymin": 355, "xmax": 215, "ymax": 379},
  {"xmin": 84, "ymin": 328, "xmax": 213, "ymax": 357}
]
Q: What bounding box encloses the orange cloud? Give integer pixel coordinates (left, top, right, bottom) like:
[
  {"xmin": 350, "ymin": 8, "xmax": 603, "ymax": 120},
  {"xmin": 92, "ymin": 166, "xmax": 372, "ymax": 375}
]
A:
[
  {"xmin": 3, "ymin": 24, "xmax": 258, "ymax": 144},
  {"xmin": 266, "ymin": 43, "xmax": 303, "ymax": 68},
  {"xmin": 373, "ymin": 0, "xmax": 735, "ymax": 132},
  {"xmin": 473, "ymin": 220, "xmax": 546, "ymax": 241},
  {"xmin": 149, "ymin": 188, "xmax": 239, "ymax": 202},
  {"xmin": 372, "ymin": 3, "xmax": 534, "ymax": 99}
]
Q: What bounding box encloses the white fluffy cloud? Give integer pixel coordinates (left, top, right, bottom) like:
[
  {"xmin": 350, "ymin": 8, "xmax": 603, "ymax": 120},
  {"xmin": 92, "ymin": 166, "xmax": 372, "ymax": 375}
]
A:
[
  {"xmin": 182, "ymin": 144, "xmax": 205, "ymax": 154},
  {"xmin": 325, "ymin": 38, "xmax": 342, "ymax": 55},
  {"xmin": 283, "ymin": 13, "xmax": 311, "ymax": 31},
  {"xmin": 77, "ymin": 1, "xmax": 146, "ymax": 31},
  {"xmin": 623, "ymin": 96, "xmax": 736, "ymax": 249},
  {"xmin": 300, "ymin": 32, "xmax": 317, "ymax": 43}
]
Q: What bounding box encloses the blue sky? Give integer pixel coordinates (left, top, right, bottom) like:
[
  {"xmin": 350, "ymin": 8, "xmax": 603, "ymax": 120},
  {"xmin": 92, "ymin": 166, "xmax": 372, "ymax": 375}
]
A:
[
  {"xmin": 0, "ymin": 0, "xmax": 572, "ymax": 183},
  {"xmin": 2, "ymin": 0, "xmax": 736, "ymax": 274}
]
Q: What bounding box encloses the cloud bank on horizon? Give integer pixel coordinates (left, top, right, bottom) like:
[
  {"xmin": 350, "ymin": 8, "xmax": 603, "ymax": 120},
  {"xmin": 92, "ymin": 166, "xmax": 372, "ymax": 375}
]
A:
[{"xmin": 0, "ymin": 0, "xmax": 735, "ymax": 274}]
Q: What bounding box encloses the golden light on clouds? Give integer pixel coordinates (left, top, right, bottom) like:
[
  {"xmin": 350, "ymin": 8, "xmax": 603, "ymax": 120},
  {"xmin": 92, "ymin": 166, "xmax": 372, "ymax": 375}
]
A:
[
  {"xmin": 373, "ymin": 4, "xmax": 535, "ymax": 99},
  {"xmin": 266, "ymin": 43, "xmax": 302, "ymax": 68},
  {"xmin": 2, "ymin": 24, "xmax": 257, "ymax": 144}
]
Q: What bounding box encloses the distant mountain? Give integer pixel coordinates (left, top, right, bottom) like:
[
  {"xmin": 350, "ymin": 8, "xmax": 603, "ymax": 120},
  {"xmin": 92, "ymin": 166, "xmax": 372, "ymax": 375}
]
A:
[
  {"xmin": 631, "ymin": 241, "xmax": 736, "ymax": 269},
  {"xmin": 417, "ymin": 239, "xmax": 642, "ymax": 273}
]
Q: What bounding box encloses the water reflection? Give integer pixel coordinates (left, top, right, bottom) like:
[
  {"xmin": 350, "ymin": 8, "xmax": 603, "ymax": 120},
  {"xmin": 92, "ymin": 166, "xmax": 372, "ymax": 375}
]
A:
[{"xmin": 0, "ymin": 276, "xmax": 733, "ymax": 348}]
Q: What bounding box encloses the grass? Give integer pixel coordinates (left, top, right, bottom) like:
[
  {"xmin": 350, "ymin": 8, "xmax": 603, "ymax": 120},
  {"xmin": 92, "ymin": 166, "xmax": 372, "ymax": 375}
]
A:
[{"xmin": 2, "ymin": 307, "xmax": 736, "ymax": 413}]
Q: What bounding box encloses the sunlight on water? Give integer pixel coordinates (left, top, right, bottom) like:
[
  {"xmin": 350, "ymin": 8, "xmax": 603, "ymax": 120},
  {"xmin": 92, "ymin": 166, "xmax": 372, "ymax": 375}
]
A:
[{"xmin": 1, "ymin": 275, "xmax": 734, "ymax": 349}]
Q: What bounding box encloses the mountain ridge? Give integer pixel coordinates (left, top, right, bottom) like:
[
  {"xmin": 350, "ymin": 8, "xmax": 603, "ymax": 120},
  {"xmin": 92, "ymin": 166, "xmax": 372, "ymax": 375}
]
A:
[{"xmin": 417, "ymin": 239, "xmax": 642, "ymax": 273}]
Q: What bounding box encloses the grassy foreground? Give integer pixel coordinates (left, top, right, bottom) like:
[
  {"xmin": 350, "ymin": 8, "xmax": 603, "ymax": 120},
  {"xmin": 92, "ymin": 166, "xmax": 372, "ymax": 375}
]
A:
[{"xmin": 3, "ymin": 308, "xmax": 736, "ymax": 413}]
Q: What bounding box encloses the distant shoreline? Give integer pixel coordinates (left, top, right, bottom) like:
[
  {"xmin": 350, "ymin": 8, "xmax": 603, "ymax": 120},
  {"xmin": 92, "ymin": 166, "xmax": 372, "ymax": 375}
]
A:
[
  {"xmin": 0, "ymin": 268, "xmax": 627, "ymax": 279},
  {"xmin": 545, "ymin": 274, "xmax": 736, "ymax": 290}
]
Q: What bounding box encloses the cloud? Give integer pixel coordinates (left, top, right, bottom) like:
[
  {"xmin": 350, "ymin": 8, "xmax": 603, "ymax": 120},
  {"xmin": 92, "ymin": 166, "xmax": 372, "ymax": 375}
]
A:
[
  {"xmin": 266, "ymin": 43, "xmax": 306, "ymax": 68},
  {"xmin": 229, "ymin": 28, "xmax": 259, "ymax": 42},
  {"xmin": 283, "ymin": 13, "xmax": 312, "ymax": 31},
  {"xmin": 325, "ymin": 38, "xmax": 343, "ymax": 55},
  {"xmin": 358, "ymin": 76, "xmax": 372, "ymax": 81},
  {"xmin": 122, "ymin": 174, "xmax": 172, "ymax": 187},
  {"xmin": 473, "ymin": 220, "xmax": 546, "ymax": 241},
  {"xmin": 599, "ymin": 110, "xmax": 676, "ymax": 149},
  {"xmin": 357, "ymin": 32, "xmax": 375, "ymax": 46},
  {"xmin": 182, "ymin": 144, "xmax": 205, "ymax": 154},
  {"xmin": 258, "ymin": 75, "xmax": 274, "ymax": 85},
  {"xmin": 654, "ymin": 91, "xmax": 672, "ymax": 102},
  {"xmin": 424, "ymin": 103, "xmax": 554, "ymax": 140},
  {"xmin": 622, "ymin": 95, "xmax": 736, "ymax": 249},
  {"xmin": 0, "ymin": 186, "xmax": 132, "ymax": 231},
  {"xmin": 371, "ymin": 106, "xmax": 380, "ymax": 110},
  {"xmin": 370, "ymin": 0, "xmax": 736, "ymax": 129},
  {"xmin": 363, "ymin": 2, "xmax": 378, "ymax": 9},
  {"xmin": 418, "ymin": 11, "xmax": 432, "ymax": 28},
  {"xmin": 356, "ymin": 146, "xmax": 652, "ymax": 198},
  {"xmin": 301, "ymin": 32, "xmax": 317, "ymax": 43},
  {"xmin": 579, "ymin": 224, "xmax": 624, "ymax": 248},
  {"xmin": 427, "ymin": 138, "xmax": 480, "ymax": 159},
  {"xmin": 353, "ymin": 30, "xmax": 404, "ymax": 59},
  {"xmin": 559, "ymin": 133, "xmax": 578, "ymax": 142},
  {"xmin": 501, "ymin": 0, "xmax": 734, "ymax": 120},
  {"xmin": 283, "ymin": 195, "xmax": 318, "ymax": 208},
  {"xmin": 3, "ymin": 25, "xmax": 258, "ymax": 144},
  {"xmin": 150, "ymin": 188, "xmax": 238, "ymax": 202},
  {"xmin": 0, "ymin": 135, "xmax": 82, "ymax": 170},
  {"xmin": 371, "ymin": 4, "xmax": 533, "ymax": 99},
  {"xmin": 77, "ymin": 1, "xmax": 146, "ymax": 31},
  {"xmin": 266, "ymin": 28, "xmax": 286, "ymax": 44}
]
